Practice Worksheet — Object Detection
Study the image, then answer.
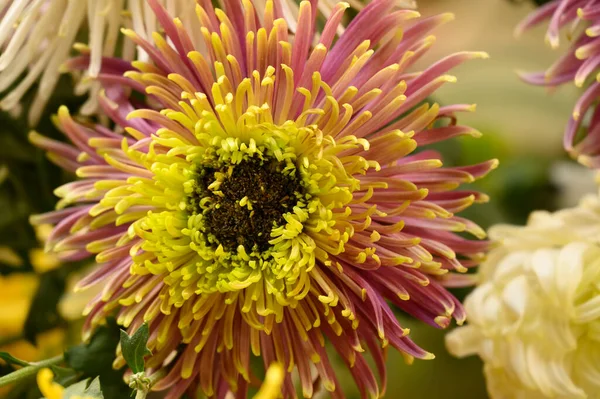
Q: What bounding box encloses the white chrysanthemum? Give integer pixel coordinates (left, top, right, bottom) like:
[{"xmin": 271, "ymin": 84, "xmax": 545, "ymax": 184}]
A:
[
  {"xmin": 446, "ymin": 194, "xmax": 600, "ymax": 399},
  {"xmin": 0, "ymin": 0, "xmax": 416, "ymax": 125},
  {"xmin": 0, "ymin": 0, "xmax": 200, "ymax": 125}
]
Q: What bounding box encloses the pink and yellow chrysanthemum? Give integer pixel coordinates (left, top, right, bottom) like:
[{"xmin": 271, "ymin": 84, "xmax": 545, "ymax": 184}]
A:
[
  {"xmin": 31, "ymin": 0, "xmax": 495, "ymax": 397},
  {"xmin": 517, "ymin": 0, "xmax": 600, "ymax": 167},
  {"xmin": 0, "ymin": 0, "xmax": 413, "ymax": 124}
]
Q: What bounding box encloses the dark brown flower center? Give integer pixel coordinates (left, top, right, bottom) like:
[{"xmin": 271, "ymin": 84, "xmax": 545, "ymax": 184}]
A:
[{"xmin": 189, "ymin": 157, "xmax": 303, "ymax": 253}]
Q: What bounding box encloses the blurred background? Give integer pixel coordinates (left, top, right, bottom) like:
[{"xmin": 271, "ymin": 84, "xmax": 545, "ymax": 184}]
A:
[
  {"xmin": 382, "ymin": 0, "xmax": 597, "ymax": 397},
  {"xmin": 0, "ymin": 0, "xmax": 597, "ymax": 398}
]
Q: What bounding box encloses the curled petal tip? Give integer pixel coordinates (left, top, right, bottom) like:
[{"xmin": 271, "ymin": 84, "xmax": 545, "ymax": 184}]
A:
[
  {"xmin": 454, "ymin": 312, "xmax": 467, "ymax": 326},
  {"xmin": 544, "ymin": 34, "xmax": 560, "ymax": 50},
  {"xmin": 514, "ymin": 25, "xmax": 525, "ymax": 39},
  {"xmin": 577, "ymin": 154, "xmax": 593, "ymax": 168},
  {"xmin": 72, "ymin": 284, "xmax": 84, "ymax": 293},
  {"xmin": 298, "ymin": 1, "xmax": 311, "ymax": 10},
  {"xmin": 472, "ymin": 51, "xmax": 490, "ymax": 60},
  {"xmin": 404, "ymin": 10, "xmax": 421, "ymax": 19},
  {"xmin": 72, "ymin": 42, "xmax": 90, "ymax": 54},
  {"xmin": 585, "ymin": 27, "xmax": 600, "ymax": 38},
  {"xmin": 478, "ymin": 193, "xmax": 491, "ymax": 204},
  {"xmin": 470, "ymin": 129, "xmax": 483, "ymax": 138},
  {"xmin": 120, "ymin": 28, "xmax": 136, "ymax": 38},
  {"xmin": 28, "ymin": 130, "xmax": 41, "ymax": 144},
  {"xmin": 57, "ymin": 105, "xmax": 70, "ymax": 118},
  {"xmin": 442, "ymin": 75, "xmax": 458, "ymax": 84},
  {"xmin": 434, "ymin": 315, "xmax": 450, "ymax": 328},
  {"xmin": 575, "ymin": 47, "xmax": 588, "ymax": 60},
  {"xmin": 440, "ymin": 12, "xmax": 455, "ymax": 23},
  {"xmin": 29, "ymin": 212, "xmax": 43, "ymax": 226}
]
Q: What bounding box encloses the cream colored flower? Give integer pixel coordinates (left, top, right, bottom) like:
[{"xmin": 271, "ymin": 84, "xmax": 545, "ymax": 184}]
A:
[
  {"xmin": 446, "ymin": 194, "xmax": 600, "ymax": 399},
  {"xmin": 0, "ymin": 0, "xmax": 200, "ymax": 125}
]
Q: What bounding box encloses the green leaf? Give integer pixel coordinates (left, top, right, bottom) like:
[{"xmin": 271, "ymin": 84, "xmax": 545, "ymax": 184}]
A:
[
  {"xmin": 82, "ymin": 377, "xmax": 104, "ymax": 398},
  {"xmin": 62, "ymin": 377, "xmax": 104, "ymax": 399},
  {"xmin": 62, "ymin": 380, "xmax": 88, "ymax": 398},
  {"xmin": 119, "ymin": 323, "xmax": 151, "ymax": 374},
  {"xmin": 65, "ymin": 320, "xmax": 121, "ymax": 377},
  {"xmin": 64, "ymin": 318, "xmax": 133, "ymax": 399},
  {"xmin": 0, "ymin": 352, "xmax": 31, "ymax": 367}
]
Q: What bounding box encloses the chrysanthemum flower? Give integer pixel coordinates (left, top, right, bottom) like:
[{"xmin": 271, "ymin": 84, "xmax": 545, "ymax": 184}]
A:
[
  {"xmin": 31, "ymin": 0, "xmax": 495, "ymax": 397},
  {"xmin": 0, "ymin": 0, "xmax": 409, "ymax": 125},
  {"xmin": 516, "ymin": 0, "xmax": 600, "ymax": 167},
  {"xmin": 446, "ymin": 193, "xmax": 600, "ymax": 399}
]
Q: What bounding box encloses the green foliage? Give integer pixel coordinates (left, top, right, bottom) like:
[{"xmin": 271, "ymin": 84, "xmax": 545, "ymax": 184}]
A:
[
  {"xmin": 119, "ymin": 323, "xmax": 152, "ymax": 374},
  {"xmin": 0, "ymin": 352, "xmax": 30, "ymax": 367},
  {"xmin": 65, "ymin": 319, "xmax": 133, "ymax": 399},
  {"xmin": 62, "ymin": 377, "xmax": 104, "ymax": 399}
]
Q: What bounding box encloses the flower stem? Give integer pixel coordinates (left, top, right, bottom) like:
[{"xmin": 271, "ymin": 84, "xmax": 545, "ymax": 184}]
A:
[
  {"xmin": 0, "ymin": 354, "xmax": 64, "ymax": 388},
  {"xmin": 132, "ymin": 369, "xmax": 167, "ymax": 399}
]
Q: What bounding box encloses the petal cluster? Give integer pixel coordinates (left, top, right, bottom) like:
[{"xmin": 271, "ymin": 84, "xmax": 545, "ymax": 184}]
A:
[
  {"xmin": 447, "ymin": 194, "xmax": 600, "ymax": 399},
  {"xmin": 517, "ymin": 0, "xmax": 600, "ymax": 167},
  {"xmin": 31, "ymin": 0, "xmax": 494, "ymax": 397},
  {"xmin": 0, "ymin": 0, "xmax": 392, "ymax": 125},
  {"xmin": 0, "ymin": 0, "xmax": 198, "ymax": 124}
]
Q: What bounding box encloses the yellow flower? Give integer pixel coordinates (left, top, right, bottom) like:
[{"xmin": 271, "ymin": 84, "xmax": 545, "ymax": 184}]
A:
[
  {"xmin": 37, "ymin": 368, "xmax": 65, "ymax": 399},
  {"xmin": 446, "ymin": 194, "xmax": 600, "ymax": 398},
  {"xmin": 0, "ymin": 273, "xmax": 38, "ymax": 337}
]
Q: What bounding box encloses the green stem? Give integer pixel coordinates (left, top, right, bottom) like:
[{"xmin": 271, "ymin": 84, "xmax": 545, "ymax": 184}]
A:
[
  {"xmin": 133, "ymin": 369, "xmax": 167, "ymax": 399},
  {"xmin": 0, "ymin": 354, "xmax": 64, "ymax": 388}
]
